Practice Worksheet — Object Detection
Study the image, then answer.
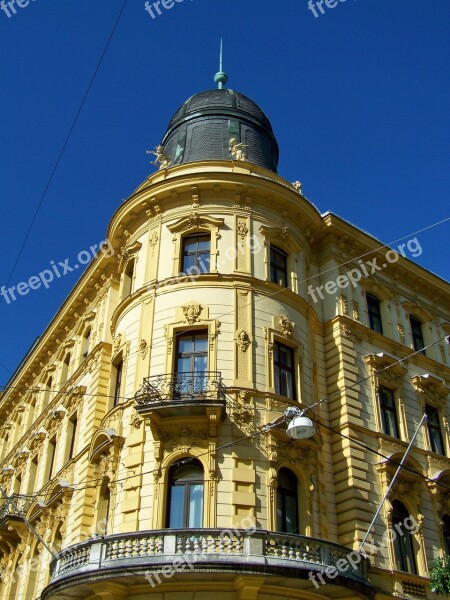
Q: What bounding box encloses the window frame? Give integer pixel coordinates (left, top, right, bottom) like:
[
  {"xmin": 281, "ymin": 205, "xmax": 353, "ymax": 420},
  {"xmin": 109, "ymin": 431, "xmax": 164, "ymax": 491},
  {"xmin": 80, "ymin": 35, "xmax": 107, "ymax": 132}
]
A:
[
  {"xmin": 274, "ymin": 340, "xmax": 296, "ymax": 400},
  {"xmin": 113, "ymin": 359, "xmax": 124, "ymax": 407},
  {"xmin": 410, "ymin": 316, "xmax": 425, "ymax": 355},
  {"xmin": 425, "ymin": 404, "xmax": 446, "ymax": 455},
  {"xmin": 276, "ymin": 468, "xmax": 299, "ymax": 534},
  {"xmin": 166, "ymin": 459, "xmax": 204, "ymax": 529},
  {"xmin": 366, "ymin": 293, "xmax": 383, "ymax": 334},
  {"xmin": 270, "ymin": 245, "xmax": 288, "ymax": 288},
  {"xmin": 181, "ymin": 234, "xmax": 211, "ymax": 274},
  {"xmin": 379, "ymin": 385, "xmax": 400, "ymax": 439},
  {"xmin": 391, "ymin": 500, "xmax": 418, "ymax": 574}
]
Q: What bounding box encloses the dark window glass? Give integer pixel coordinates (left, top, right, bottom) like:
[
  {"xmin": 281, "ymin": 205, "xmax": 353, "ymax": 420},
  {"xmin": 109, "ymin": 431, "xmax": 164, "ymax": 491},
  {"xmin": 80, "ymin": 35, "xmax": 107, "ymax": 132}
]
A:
[
  {"xmin": 182, "ymin": 235, "xmax": 210, "ymax": 274},
  {"xmin": 425, "ymin": 404, "xmax": 445, "ymax": 455},
  {"xmin": 167, "ymin": 460, "xmax": 204, "ymax": 528},
  {"xmin": 410, "ymin": 316, "xmax": 425, "ymax": 355},
  {"xmin": 47, "ymin": 437, "xmax": 57, "ymax": 482},
  {"xmin": 392, "ymin": 500, "xmax": 417, "ymax": 574},
  {"xmin": 367, "ymin": 294, "xmax": 383, "ymax": 334},
  {"xmin": 123, "ymin": 261, "xmax": 134, "ymax": 298},
  {"xmin": 276, "ymin": 468, "xmax": 299, "ymax": 534},
  {"xmin": 270, "ymin": 246, "xmax": 288, "ymax": 287},
  {"xmin": 379, "ymin": 386, "xmax": 400, "ymax": 438},
  {"xmin": 443, "ymin": 515, "xmax": 450, "ymax": 555},
  {"xmin": 82, "ymin": 329, "xmax": 91, "ymax": 359},
  {"xmin": 68, "ymin": 416, "xmax": 78, "ymax": 460},
  {"xmin": 113, "ymin": 360, "xmax": 123, "ymax": 407},
  {"xmin": 274, "ymin": 342, "xmax": 296, "ymax": 400}
]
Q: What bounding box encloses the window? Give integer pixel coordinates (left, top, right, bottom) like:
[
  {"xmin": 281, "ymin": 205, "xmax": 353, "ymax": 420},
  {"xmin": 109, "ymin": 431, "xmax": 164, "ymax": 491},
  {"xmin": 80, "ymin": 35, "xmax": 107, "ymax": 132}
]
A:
[
  {"xmin": 270, "ymin": 246, "xmax": 288, "ymax": 287},
  {"xmin": 274, "ymin": 341, "xmax": 296, "ymax": 400},
  {"xmin": 182, "ymin": 234, "xmax": 210, "ymax": 274},
  {"xmin": 379, "ymin": 386, "xmax": 400, "ymax": 438},
  {"xmin": 45, "ymin": 437, "xmax": 57, "ymax": 483},
  {"xmin": 81, "ymin": 328, "xmax": 91, "ymax": 360},
  {"xmin": 113, "ymin": 360, "xmax": 123, "ymax": 407},
  {"xmin": 277, "ymin": 468, "xmax": 299, "ymax": 534},
  {"xmin": 392, "ymin": 500, "xmax": 417, "ymax": 574},
  {"xmin": 27, "ymin": 458, "xmax": 37, "ymax": 494},
  {"xmin": 61, "ymin": 353, "xmax": 71, "ymax": 383},
  {"xmin": 97, "ymin": 481, "xmax": 111, "ymax": 535},
  {"xmin": 43, "ymin": 377, "xmax": 53, "ymax": 408},
  {"xmin": 443, "ymin": 514, "xmax": 450, "ymax": 555},
  {"xmin": 367, "ymin": 294, "xmax": 383, "ymax": 334},
  {"xmin": 425, "ymin": 404, "xmax": 445, "ymax": 455},
  {"xmin": 122, "ymin": 260, "xmax": 135, "ymax": 298},
  {"xmin": 176, "ymin": 331, "xmax": 208, "ymax": 374},
  {"xmin": 67, "ymin": 414, "xmax": 78, "ymax": 461},
  {"xmin": 166, "ymin": 459, "xmax": 204, "ymax": 528},
  {"xmin": 410, "ymin": 316, "xmax": 425, "ymax": 355}
]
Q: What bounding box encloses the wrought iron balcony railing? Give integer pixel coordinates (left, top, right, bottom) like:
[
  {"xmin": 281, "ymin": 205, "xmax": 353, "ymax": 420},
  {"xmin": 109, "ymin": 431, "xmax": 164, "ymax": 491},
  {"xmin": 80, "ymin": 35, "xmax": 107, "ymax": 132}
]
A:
[
  {"xmin": 135, "ymin": 371, "xmax": 226, "ymax": 406},
  {"xmin": 0, "ymin": 494, "xmax": 32, "ymax": 523}
]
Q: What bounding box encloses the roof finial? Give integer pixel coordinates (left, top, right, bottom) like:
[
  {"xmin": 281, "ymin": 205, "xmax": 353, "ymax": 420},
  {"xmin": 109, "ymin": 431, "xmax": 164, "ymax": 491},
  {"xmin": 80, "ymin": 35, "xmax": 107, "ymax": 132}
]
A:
[{"xmin": 214, "ymin": 38, "xmax": 228, "ymax": 90}]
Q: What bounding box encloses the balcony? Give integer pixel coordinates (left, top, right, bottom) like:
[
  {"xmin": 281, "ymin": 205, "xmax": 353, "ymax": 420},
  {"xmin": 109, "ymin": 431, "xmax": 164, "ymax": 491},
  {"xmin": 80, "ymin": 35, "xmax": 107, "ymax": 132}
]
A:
[
  {"xmin": 135, "ymin": 371, "xmax": 226, "ymax": 419},
  {"xmin": 44, "ymin": 529, "xmax": 372, "ymax": 600},
  {"xmin": 0, "ymin": 493, "xmax": 32, "ymax": 524}
]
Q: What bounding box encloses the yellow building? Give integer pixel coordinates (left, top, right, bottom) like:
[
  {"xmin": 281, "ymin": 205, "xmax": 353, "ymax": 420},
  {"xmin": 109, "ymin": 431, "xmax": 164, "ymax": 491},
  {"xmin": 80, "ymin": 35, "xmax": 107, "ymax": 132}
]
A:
[{"xmin": 0, "ymin": 76, "xmax": 449, "ymax": 600}]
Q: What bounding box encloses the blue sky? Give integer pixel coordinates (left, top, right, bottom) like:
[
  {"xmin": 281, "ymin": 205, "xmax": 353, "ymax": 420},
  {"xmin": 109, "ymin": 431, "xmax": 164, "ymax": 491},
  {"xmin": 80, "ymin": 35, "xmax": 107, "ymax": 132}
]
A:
[{"xmin": 0, "ymin": 0, "xmax": 449, "ymax": 385}]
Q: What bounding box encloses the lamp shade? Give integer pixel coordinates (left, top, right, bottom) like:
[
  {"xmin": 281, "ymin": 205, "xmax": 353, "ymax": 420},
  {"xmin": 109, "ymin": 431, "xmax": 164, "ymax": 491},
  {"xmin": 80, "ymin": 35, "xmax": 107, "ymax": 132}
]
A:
[{"xmin": 286, "ymin": 415, "xmax": 315, "ymax": 440}]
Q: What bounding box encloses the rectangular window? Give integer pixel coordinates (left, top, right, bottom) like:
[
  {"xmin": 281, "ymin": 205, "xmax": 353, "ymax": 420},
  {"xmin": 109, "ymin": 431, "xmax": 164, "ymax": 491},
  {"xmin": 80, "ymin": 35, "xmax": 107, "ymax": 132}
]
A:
[
  {"xmin": 379, "ymin": 386, "xmax": 400, "ymax": 438},
  {"xmin": 367, "ymin": 294, "xmax": 383, "ymax": 334},
  {"xmin": 425, "ymin": 404, "xmax": 445, "ymax": 455},
  {"xmin": 45, "ymin": 437, "xmax": 57, "ymax": 483},
  {"xmin": 68, "ymin": 414, "xmax": 78, "ymax": 461},
  {"xmin": 182, "ymin": 235, "xmax": 210, "ymax": 274},
  {"xmin": 122, "ymin": 260, "xmax": 135, "ymax": 298},
  {"xmin": 113, "ymin": 360, "xmax": 123, "ymax": 407},
  {"xmin": 270, "ymin": 246, "xmax": 288, "ymax": 287},
  {"xmin": 410, "ymin": 316, "xmax": 425, "ymax": 355},
  {"xmin": 274, "ymin": 342, "xmax": 296, "ymax": 400}
]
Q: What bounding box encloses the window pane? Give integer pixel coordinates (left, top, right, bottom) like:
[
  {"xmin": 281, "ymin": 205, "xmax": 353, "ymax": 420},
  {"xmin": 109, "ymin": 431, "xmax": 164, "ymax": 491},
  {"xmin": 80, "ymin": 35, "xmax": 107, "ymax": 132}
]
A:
[
  {"xmin": 169, "ymin": 486, "xmax": 184, "ymax": 528},
  {"xmin": 194, "ymin": 355, "xmax": 207, "ymax": 375},
  {"xmin": 285, "ymin": 495, "xmax": 298, "ymax": 534},
  {"xmin": 198, "ymin": 255, "xmax": 210, "ymax": 273},
  {"xmin": 189, "ymin": 484, "xmax": 203, "ymax": 528},
  {"xmin": 176, "ymin": 357, "xmax": 191, "ymax": 374},
  {"xmin": 178, "ymin": 337, "xmax": 194, "ymax": 354},
  {"xmin": 194, "ymin": 335, "xmax": 208, "ymax": 352},
  {"xmin": 184, "ymin": 238, "xmax": 198, "ymax": 252},
  {"xmin": 183, "ymin": 253, "xmax": 195, "ymax": 272},
  {"xmin": 197, "ymin": 237, "xmax": 210, "ymax": 251}
]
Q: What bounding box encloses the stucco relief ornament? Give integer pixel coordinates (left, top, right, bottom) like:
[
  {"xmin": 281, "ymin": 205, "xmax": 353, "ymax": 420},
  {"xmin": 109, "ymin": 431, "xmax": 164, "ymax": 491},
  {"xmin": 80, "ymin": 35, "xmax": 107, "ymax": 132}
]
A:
[
  {"xmin": 147, "ymin": 145, "xmax": 171, "ymax": 170},
  {"xmin": 139, "ymin": 339, "xmax": 149, "ymax": 360},
  {"xmin": 130, "ymin": 412, "xmax": 143, "ymax": 430},
  {"xmin": 182, "ymin": 303, "xmax": 202, "ymax": 325},
  {"xmin": 236, "ymin": 330, "xmax": 251, "ymax": 352},
  {"xmin": 278, "ymin": 316, "xmax": 294, "ymax": 337},
  {"xmin": 113, "ymin": 333, "xmax": 122, "ymax": 353},
  {"xmin": 237, "ymin": 221, "xmax": 249, "ymax": 244},
  {"xmin": 229, "ymin": 138, "xmax": 247, "ymax": 161}
]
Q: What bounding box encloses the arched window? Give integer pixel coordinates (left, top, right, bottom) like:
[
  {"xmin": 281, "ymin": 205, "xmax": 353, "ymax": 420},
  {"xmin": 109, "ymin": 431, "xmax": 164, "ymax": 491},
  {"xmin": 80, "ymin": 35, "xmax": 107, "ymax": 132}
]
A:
[
  {"xmin": 81, "ymin": 328, "xmax": 91, "ymax": 360},
  {"xmin": 277, "ymin": 468, "xmax": 299, "ymax": 534},
  {"xmin": 443, "ymin": 514, "xmax": 450, "ymax": 555},
  {"xmin": 392, "ymin": 500, "xmax": 417, "ymax": 574},
  {"xmin": 97, "ymin": 481, "xmax": 111, "ymax": 535},
  {"xmin": 166, "ymin": 459, "xmax": 204, "ymax": 528}
]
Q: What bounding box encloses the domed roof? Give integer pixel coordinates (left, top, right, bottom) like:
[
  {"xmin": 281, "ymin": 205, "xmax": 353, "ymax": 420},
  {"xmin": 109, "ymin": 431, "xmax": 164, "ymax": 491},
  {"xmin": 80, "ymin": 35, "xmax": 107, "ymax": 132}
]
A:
[{"xmin": 160, "ymin": 88, "xmax": 279, "ymax": 173}]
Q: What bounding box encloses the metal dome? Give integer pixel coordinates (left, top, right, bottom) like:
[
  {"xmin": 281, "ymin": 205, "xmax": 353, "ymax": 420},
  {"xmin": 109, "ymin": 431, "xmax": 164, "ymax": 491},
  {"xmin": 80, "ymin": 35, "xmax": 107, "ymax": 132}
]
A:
[{"xmin": 160, "ymin": 89, "xmax": 279, "ymax": 173}]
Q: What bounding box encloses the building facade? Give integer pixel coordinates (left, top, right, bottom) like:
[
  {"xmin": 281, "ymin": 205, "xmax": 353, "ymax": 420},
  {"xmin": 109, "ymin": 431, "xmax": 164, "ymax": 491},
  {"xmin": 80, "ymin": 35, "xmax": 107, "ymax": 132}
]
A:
[{"xmin": 0, "ymin": 83, "xmax": 449, "ymax": 600}]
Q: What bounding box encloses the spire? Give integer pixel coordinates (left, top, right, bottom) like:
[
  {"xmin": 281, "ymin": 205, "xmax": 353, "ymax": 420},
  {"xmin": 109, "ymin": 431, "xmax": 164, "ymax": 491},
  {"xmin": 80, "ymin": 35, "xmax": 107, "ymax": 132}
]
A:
[{"xmin": 214, "ymin": 38, "xmax": 228, "ymax": 89}]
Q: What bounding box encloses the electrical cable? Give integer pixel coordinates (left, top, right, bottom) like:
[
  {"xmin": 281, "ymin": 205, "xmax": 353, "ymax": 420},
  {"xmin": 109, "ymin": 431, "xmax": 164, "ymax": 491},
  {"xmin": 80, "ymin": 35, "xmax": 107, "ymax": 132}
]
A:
[{"xmin": 0, "ymin": 0, "xmax": 129, "ymax": 304}]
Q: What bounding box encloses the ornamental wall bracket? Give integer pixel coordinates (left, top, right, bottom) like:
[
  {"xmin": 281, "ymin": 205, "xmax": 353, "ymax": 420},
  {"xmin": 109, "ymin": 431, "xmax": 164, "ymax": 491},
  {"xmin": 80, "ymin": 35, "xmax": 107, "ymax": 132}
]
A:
[
  {"xmin": 236, "ymin": 329, "xmax": 251, "ymax": 352},
  {"xmin": 411, "ymin": 374, "xmax": 449, "ymax": 407},
  {"xmin": 118, "ymin": 241, "xmax": 142, "ymax": 272}
]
